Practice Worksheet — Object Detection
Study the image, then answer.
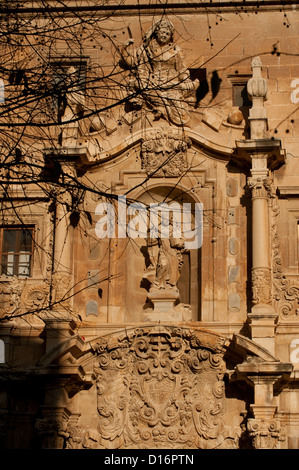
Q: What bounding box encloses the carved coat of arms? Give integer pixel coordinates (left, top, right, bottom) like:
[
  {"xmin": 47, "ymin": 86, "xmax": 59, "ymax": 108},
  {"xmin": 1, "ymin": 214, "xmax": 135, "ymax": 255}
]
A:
[
  {"xmin": 141, "ymin": 128, "xmax": 191, "ymax": 177},
  {"xmin": 90, "ymin": 328, "xmax": 232, "ymax": 449}
]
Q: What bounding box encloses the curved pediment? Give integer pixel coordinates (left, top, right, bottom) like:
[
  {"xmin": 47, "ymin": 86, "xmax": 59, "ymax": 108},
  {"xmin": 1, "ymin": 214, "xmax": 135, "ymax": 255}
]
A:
[
  {"xmin": 79, "ymin": 111, "xmax": 247, "ymax": 173},
  {"xmin": 36, "ymin": 325, "xmax": 281, "ymax": 370}
]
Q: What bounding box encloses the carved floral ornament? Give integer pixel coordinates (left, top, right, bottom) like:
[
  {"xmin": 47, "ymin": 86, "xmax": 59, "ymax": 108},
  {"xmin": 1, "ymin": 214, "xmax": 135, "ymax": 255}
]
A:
[
  {"xmin": 0, "ymin": 275, "xmax": 49, "ymax": 324},
  {"xmin": 31, "ymin": 328, "xmax": 291, "ymax": 449},
  {"xmin": 252, "ymin": 267, "xmax": 272, "ymax": 306},
  {"xmin": 140, "ymin": 127, "xmax": 191, "ymax": 177},
  {"xmin": 0, "ymin": 276, "xmax": 24, "ymax": 317}
]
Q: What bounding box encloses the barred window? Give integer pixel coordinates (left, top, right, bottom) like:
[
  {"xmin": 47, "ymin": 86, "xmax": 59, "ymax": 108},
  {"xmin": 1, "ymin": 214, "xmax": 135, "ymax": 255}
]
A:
[{"xmin": 0, "ymin": 226, "xmax": 34, "ymax": 277}]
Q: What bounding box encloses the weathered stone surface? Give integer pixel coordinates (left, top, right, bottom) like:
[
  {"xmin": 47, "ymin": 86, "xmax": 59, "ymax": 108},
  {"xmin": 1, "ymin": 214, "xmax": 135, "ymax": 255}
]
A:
[{"xmin": 1, "ymin": 3, "xmax": 299, "ymax": 450}]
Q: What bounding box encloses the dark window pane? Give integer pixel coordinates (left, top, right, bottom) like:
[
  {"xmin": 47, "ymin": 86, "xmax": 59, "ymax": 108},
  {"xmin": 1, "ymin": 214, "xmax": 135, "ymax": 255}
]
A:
[
  {"xmin": 20, "ymin": 229, "xmax": 33, "ymax": 251},
  {"xmin": 3, "ymin": 230, "xmax": 17, "ymax": 252},
  {"xmin": 233, "ymin": 84, "xmax": 251, "ymax": 107},
  {"xmin": 177, "ymin": 251, "xmax": 190, "ymax": 305}
]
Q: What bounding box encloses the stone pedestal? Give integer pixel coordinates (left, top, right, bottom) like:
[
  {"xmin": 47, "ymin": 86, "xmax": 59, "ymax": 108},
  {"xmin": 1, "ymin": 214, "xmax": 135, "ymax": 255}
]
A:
[
  {"xmin": 148, "ymin": 290, "xmax": 179, "ymax": 312},
  {"xmin": 248, "ymin": 310, "xmax": 278, "ymax": 356},
  {"xmin": 144, "ymin": 290, "xmax": 191, "ymax": 321}
]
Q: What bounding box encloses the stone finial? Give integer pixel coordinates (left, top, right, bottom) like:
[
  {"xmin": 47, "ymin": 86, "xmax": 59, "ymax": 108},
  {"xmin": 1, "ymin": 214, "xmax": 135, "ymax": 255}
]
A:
[{"xmin": 247, "ymin": 56, "xmax": 268, "ymax": 139}]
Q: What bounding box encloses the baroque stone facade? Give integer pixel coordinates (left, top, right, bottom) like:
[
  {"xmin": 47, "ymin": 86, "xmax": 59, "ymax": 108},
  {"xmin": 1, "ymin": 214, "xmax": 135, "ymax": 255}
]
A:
[{"xmin": 1, "ymin": 0, "xmax": 299, "ymax": 450}]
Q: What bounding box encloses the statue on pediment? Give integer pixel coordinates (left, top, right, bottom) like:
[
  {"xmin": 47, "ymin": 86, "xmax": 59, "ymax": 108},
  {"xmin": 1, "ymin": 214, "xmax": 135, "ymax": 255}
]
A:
[{"xmin": 120, "ymin": 19, "xmax": 199, "ymax": 126}]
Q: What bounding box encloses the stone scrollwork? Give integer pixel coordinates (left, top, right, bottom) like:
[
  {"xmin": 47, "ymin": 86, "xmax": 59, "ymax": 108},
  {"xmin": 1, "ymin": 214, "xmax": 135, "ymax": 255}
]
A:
[
  {"xmin": 271, "ymin": 194, "xmax": 299, "ymax": 318},
  {"xmin": 141, "ymin": 127, "xmax": 191, "ymax": 177},
  {"xmin": 23, "ymin": 283, "xmax": 50, "ymax": 324},
  {"xmin": 252, "ymin": 267, "xmax": 272, "ymax": 305},
  {"xmin": 0, "ymin": 276, "xmax": 24, "ymax": 318},
  {"xmin": 88, "ymin": 327, "xmax": 236, "ymax": 449},
  {"xmin": 36, "ymin": 409, "xmax": 84, "ymax": 449},
  {"xmin": 24, "ymin": 282, "xmax": 49, "ymax": 310}
]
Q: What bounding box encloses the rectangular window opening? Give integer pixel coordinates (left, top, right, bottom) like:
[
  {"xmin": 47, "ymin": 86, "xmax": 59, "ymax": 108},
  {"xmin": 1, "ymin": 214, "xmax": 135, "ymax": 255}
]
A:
[
  {"xmin": 233, "ymin": 83, "xmax": 252, "ymax": 108},
  {"xmin": 0, "ymin": 226, "xmax": 34, "ymax": 278}
]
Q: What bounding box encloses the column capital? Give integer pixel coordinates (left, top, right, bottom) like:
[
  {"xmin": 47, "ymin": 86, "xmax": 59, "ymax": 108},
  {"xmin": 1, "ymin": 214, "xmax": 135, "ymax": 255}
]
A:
[
  {"xmin": 247, "ymin": 175, "xmax": 275, "ymax": 199},
  {"xmin": 247, "ymin": 417, "xmax": 286, "ymax": 449}
]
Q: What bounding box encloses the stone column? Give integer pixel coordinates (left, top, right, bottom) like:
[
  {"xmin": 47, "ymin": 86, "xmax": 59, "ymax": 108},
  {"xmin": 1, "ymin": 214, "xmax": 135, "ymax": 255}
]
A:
[
  {"xmin": 53, "ymin": 195, "xmax": 72, "ymax": 278},
  {"xmin": 247, "ymin": 165, "xmax": 277, "ymax": 355},
  {"xmin": 247, "ymin": 372, "xmax": 287, "ymax": 449},
  {"xmin": 43, "ymin": 160, "xmax": 77, "ymax": 353},
  {"xmin": 236, "ymin": 57, "xmax": 285, "ymax": 355}
]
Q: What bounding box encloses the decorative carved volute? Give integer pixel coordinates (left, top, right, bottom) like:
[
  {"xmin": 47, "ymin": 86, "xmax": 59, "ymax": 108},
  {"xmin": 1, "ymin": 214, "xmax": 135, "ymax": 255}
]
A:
[
  {"xmin": 247, "ymin": 417, "xmax": 285, "ymax": 449},
  {"xmin": 35, "ymin": 407, "xmax": 71, "ymax": 449}
]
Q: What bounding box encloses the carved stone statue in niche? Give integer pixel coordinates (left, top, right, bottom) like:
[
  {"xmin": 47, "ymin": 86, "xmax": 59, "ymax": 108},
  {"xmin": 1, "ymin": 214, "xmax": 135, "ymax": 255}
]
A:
[
  {"xmin": 143, "ymin": 235, "xmax": 185, "ymax": 294},
  {"xmin": 120, "ymin": 19, "xmax": 199, "ymax": 126}
]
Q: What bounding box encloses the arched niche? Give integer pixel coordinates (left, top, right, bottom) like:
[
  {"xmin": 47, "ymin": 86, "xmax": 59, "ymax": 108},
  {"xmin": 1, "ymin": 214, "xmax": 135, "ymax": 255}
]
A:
[{"xmin": 124, "ymin": 184, "xmax": 201, "ymax": 322}]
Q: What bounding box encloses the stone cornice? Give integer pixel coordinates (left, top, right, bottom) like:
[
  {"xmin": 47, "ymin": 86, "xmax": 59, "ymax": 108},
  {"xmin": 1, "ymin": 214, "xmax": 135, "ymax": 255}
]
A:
[
  {"xmin": 234, "ymin": 138, "xmax": 286, "ymax": 170},
  {"xmin": 3, "ymin": 0, "xmax": 299, "ymax": 15}
]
